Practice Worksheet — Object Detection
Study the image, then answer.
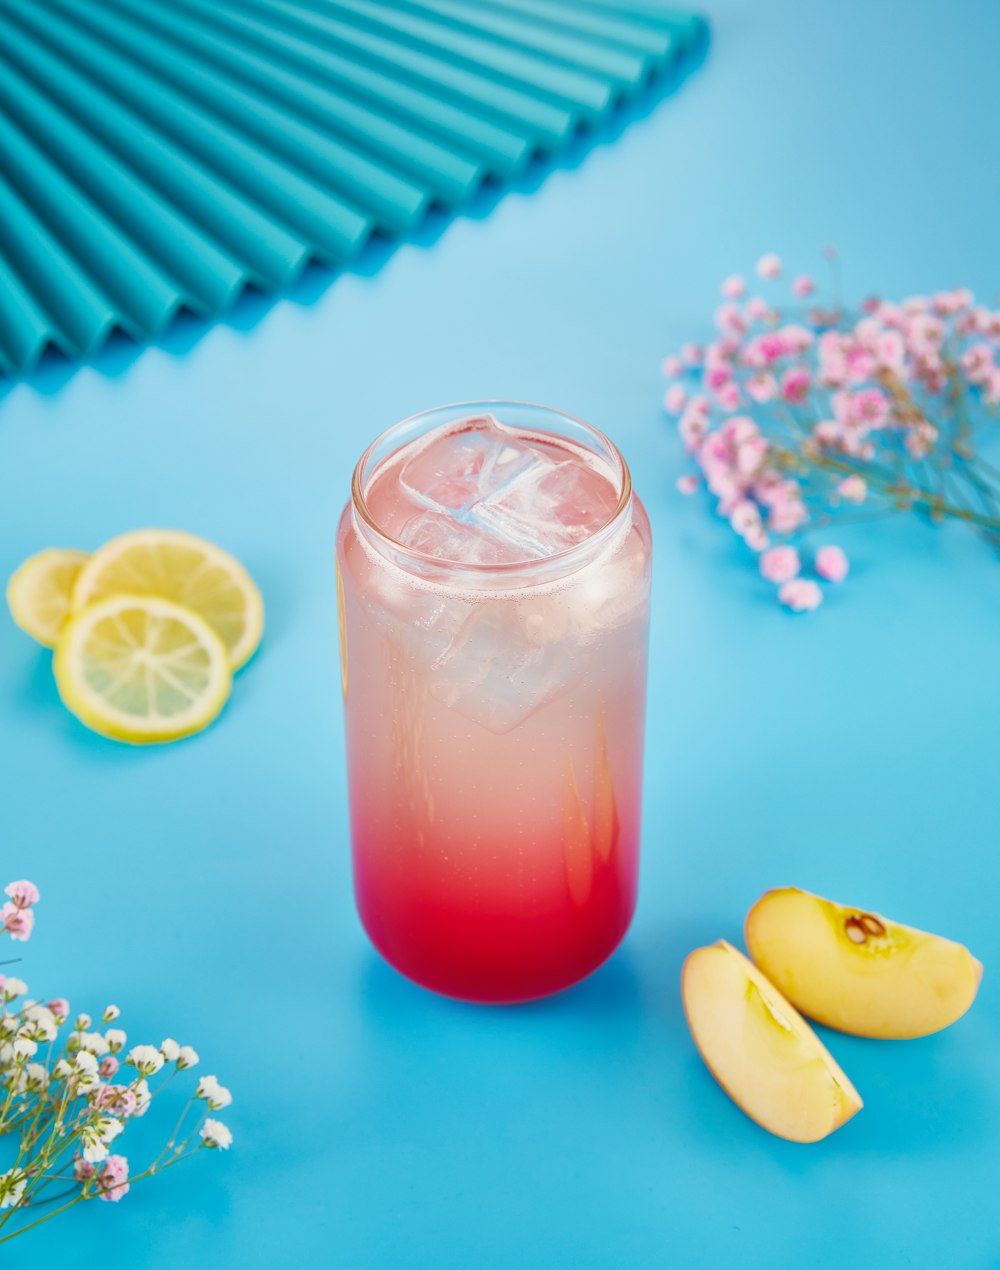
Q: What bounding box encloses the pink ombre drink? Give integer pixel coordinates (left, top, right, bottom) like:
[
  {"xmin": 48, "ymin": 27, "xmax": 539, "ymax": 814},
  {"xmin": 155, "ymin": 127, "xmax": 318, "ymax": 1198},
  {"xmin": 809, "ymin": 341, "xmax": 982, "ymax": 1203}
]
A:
[{"xmin": 336, "ymin": 403, "xmax": 651, "ymax": 1003}]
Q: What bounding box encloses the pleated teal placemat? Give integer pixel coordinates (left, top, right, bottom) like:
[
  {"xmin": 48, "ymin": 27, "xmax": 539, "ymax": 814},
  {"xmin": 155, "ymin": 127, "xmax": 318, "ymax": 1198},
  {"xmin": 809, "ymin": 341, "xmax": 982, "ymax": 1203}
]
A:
[{"xmin": 0, "ymin": 0, "xmax": 707, "ymax": 377}]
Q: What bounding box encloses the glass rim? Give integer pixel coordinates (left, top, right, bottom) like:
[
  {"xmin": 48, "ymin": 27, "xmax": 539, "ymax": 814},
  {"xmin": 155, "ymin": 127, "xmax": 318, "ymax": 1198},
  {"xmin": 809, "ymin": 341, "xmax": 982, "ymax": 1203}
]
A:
[{"xmin": 350, "ymin": 400, "xmax": 634, "ymax": 579}]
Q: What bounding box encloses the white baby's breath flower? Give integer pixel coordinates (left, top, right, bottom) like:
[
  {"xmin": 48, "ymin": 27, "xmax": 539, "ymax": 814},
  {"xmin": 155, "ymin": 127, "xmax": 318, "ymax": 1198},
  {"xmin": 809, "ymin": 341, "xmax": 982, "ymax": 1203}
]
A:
[
  {"xmin": 160, "ymin": 1038, "xmax": 180, "ymax": 1063},
  {"xmin": 52, "ymin": 1059, "xmax": 72, "ymax": 1081},
  {"xmin": 105, "ymin": 1028, "xmax": 127, "ymax": 1054},
  {"xmin": 76, "ymin": 1031, "xmax": 110, "ymax": 1057},
  {"xmin": 102, "ymin": 1005, "xmax": 121, "ymax": 1023},
  {"xmin": 74, "ymin": 1013, "xmax": 92, "ymax": 1031},
  {"xmin": 196, "ymin": 1075, "xmax": 233, "ymax": 1111},
  {"xmin": 81, "ymin": 1115, "xmax": 124, "ymax": 1163},
  {"xmin": 23, "ymin": 1061, "xmax": 49, "ymax": 1093},
  {"xmin": 200, "ymin": 1119, "xmax": 232, "ymax": 1150},
  {"xmin": 126, "ymin": 1045, "xmax": 164, "ymax": 1076},
  {"xmin": 2, "ymin": 977, "xmax": 27, "ymax": 1001},
  {"xmin": 6, "ymin": 1067, "xmax": 28, "ymax": 1095},
  {"xmin": 133, "ymin": 1078, "xmax": 151, "ymax": 1117},
  {"xmin": 19, "ymin": 1002, "xmax": 57, "ymax": 1042},
  {"xmin": 72, "ymin": 1051, "xmax": 101, "ymax": 1093},
  {"xmin": 0, "ymin": 1168, "xmax": 27, "ymax": 1209},
  {"xmin": 12, "ymin": 1036, "xmax": 37, "ymax": 1061},
  {"xmin": 176, "ymin": 1046, "xmax": 199, "ymax": 1070}
]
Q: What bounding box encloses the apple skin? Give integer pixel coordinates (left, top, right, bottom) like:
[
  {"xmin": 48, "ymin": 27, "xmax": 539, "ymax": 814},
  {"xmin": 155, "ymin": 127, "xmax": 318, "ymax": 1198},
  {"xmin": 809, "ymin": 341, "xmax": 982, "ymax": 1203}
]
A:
[
  {"xmin": 682, "ymin": 940, "xmax": 862, "ymax": 1144},
  {"xmin": 745, "ymin": 887, "xmax": 983, "ymax": 1040}
]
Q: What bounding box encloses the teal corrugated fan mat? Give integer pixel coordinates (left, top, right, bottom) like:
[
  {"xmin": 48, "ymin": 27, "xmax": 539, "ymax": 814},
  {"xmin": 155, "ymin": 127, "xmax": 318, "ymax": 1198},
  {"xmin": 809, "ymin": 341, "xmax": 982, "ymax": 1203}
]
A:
[{"xmin": 0, "ymin": 0, "xmax": 708, "ymax": 377}]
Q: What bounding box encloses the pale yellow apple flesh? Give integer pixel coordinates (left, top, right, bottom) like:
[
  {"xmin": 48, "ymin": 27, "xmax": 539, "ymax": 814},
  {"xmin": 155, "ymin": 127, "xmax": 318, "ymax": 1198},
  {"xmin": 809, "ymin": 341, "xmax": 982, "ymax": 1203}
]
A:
[
  {"xmin": 682, "ymin": 940, "xmax": 863, "ymax": 1143},
  {"xmin": 745, "ymin": 888, "xmax": 983, "ymax": 1040}
]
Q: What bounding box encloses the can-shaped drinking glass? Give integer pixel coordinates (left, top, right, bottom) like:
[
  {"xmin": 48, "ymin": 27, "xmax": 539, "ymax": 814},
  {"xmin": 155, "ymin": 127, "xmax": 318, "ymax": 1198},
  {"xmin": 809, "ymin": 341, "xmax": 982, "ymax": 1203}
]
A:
[{"xmin": 336, "ymin": 402, "xmax": 651, "ymax": 1003}]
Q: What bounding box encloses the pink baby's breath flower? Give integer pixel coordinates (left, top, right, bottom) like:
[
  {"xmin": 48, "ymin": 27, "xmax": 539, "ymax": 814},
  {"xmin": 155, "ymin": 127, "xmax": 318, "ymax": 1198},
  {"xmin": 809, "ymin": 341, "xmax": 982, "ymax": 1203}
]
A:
[
  {"xmin": 1, "ymin": 903, "xmax": 33, "ymax": 942},
  {"xmin": 663, "ymin": 384, "xmax": 687, "ymax": 414},
  {"xmin": 815, "ymin": 545, "xmax": 849, "ymax": 583},
  {"xmin": 833, "ymin": 387, "xmax": 889, "ymax": 431},
  {"xmin": 720, "ymin": 415, "xmax": 758, "ymax": 445},
  {"xmin": 745, "ymin": 296, "xmax": 770, "ymax": 322},
  {"xmin": 754, "ymin": 475, "xmax": 794, "ymax": 509},
  {"xmin": 661, "ymin": 258, "xmax": 1000, "ymax": 615},
  {"xmin": 681, "ymin": 342, "xmax": 703, "ymax": 366},
  {"xmin": 760, "ymin": 546, "xmax": 801, "ymax": 584},
  {"xmin": 704, "ymin": 466, "xmax": 739, "ymax": 503},
  {"xmin": 660, "ymin": 355, "xmax": 684, "ymax": 378},
  {"xmin": 905, "ymin": 420, "xmax": 939, "ymax": 458},
  {"xmin": 676, "ymin": 475, "xmax": 699, "ymax": 495},
  {"xmin": 843, "ymin": 341, "xmax": 876, "ymax": 383},
  {"xmin": 74, "ymin": 1158, "xmax": 95, "ymax": 1183},
  {"xmin": 715, "ymin": 302, "xmax": 746, "ymax": 335},
  {"xmin": 837, "ymin": 475, "xmax": 868, "ymax": 503},
  {"xmin": 780, "ymin": 367, "xmax": 811, "ymax": 403},
  {"xmin": 708, "ymin": 336, "xmax": 741, "ymax": 363},
  {"xmin": 768, "ymin": 497, "xmax": 808, "ymax": 534},
  {"xmin": 742, "ymin": 332, "xmax": 788, "ymax": 367},
  {"xmin": 756, "ymin": 253, "xmax": 782, "ymax": 280},
  {"xmin": 96, "ymin": 1155, "xmax": 130, "ymax": 1203},
  {"xmin": 729, "ymin": 500, "xmax": 761, "ymax": 537},
  {"xmin": 778, "ymin": 578, "xmax": 823, "ymax": 612},
  {"xmin": 736, "ymin": 436, "xmax": 768, "ymax": 476},
  {"xmin": 960, "ymin": 342, "xmax": 995, "ymax": 384},
  {"xmin": 705, "ymin": 365, "xmax": 731, "ymax": 391},
  {"xmin": 745, "ymin": 372, "xmax": 777, "ymax": 403},
  {"xmin": 817, "ymin": 331, "xmax": 848, "ymax": 386},
  {"xmin": 94, "ymin": 1084, "xmax": 138, "ymax": 1119},
  {"xmin": 780, "ymin": 324, "xmax": 815, "ymax": 354},
  {"xmin": 875, "ymin": 330, "xmax": 906, "ymax": 375},
  {"xmin": 99, "ymin": 1056, "xmax": 120, "ymax": 1079},
  {"xmin": 932, "ymin": 288, "xmax": 973, "ymax": 315},
  {"xmin": 743, "ymin": 524, "xmax": 770, "ymax": 553},
  {"xmin": 4, "ymin": 881, "xmax": 39, "ymax": 909},
  {"xmin": 679, "ymin": 403, "xmax": 709, "ymax": 453},
  {"xmin": 47, "ymin": 998, "xmax": 70, "ymax": 1023},
  {"xmin": 905, "ymin": 311, "xmax": 945, "ymax": 359}
]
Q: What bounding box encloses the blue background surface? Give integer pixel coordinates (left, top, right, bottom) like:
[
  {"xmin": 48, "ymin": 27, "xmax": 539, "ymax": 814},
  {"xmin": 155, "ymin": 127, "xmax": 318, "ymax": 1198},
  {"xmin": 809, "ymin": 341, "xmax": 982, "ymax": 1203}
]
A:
[{"xmin": 1, "ymin": 1, "xmax": 998, "ymax": 1265}]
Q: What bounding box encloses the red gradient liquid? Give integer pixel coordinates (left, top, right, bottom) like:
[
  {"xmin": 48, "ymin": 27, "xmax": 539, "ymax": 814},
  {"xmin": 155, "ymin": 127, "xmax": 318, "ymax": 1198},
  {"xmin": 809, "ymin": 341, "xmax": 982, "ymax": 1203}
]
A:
[{"xmin": 336, "ymin": 413, "xmax": 651, "ymax": 1002}]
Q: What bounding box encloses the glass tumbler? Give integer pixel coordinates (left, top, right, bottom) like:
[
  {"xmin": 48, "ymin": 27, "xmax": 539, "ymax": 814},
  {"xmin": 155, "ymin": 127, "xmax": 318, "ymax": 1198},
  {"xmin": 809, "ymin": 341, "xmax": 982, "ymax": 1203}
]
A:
[{"xmin": 336, "ymin": 402, "xmax": 651, "ymax": 1002}]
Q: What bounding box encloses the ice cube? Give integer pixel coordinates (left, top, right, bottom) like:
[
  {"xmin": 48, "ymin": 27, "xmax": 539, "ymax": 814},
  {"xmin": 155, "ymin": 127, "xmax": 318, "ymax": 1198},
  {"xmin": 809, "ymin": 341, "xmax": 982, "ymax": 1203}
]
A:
[
  {"xmin": 359, "ymin": 546, "xmax": 471, "ymax": 659},
  {"xmin": 399, "ymin": 510, "xmax": 525, "ymax": 565},
  {"xmin": 568, "ymin": 531, "xmax": 650, "ymax": 642},
  {"xmin": 399, "ymin": 416, "xmax": 540, "ymax": 517},
  {"xmin": 429, "ymin": 601, "xmax": 588, "ymax": 734},
  {"xmin": 472, "ymin": 460, "xmax": 612, "ymax": 558}
]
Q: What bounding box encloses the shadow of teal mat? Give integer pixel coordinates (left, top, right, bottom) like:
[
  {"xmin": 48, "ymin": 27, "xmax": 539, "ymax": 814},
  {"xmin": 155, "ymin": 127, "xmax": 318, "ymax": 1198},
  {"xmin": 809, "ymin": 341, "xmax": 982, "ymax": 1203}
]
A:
[{"xmin": 0, "ymin": 0, "xmax": 708, "ymax": 382}]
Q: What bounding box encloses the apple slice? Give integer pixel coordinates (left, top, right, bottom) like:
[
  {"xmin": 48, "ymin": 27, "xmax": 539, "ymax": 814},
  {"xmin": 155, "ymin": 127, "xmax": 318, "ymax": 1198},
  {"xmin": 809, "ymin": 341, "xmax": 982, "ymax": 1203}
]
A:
[
  {"xmin": 745, "ymin": 888, "xmax": 983, "ymax": 1040},
  {"xmin": 682, "ymin": 940, "xmax": 862, "ymax": 1143}
]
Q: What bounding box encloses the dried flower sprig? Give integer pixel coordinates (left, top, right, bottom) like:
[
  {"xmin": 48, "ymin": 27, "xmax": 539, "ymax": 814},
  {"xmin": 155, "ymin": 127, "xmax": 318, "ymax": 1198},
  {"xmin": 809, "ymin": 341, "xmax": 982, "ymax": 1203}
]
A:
[
  {"xmin": 0, "ymin": 881, "xmax": 232, "ymax": 1243},
  {"xmin": 663, "ymin": 251, "xmax": 1000, "ymax": 611}
]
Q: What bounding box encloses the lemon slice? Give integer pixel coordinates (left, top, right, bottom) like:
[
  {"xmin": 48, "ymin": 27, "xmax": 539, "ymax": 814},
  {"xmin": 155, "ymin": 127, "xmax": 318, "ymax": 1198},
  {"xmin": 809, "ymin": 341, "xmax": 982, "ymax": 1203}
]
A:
[
  {"xmin": 54, "ymin": 594, "xmax": 232, "ymax": 744},
  {"xmin": 73, "ymin": 530, "xmax": 263, "ymax": 669},
  {"xmin": 7, "ymin": 548, "xmax": 90, "ymax": 647}
]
